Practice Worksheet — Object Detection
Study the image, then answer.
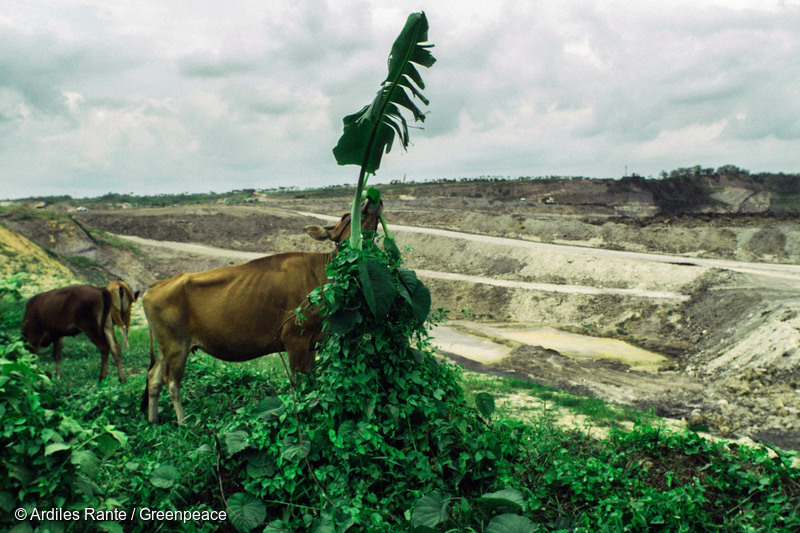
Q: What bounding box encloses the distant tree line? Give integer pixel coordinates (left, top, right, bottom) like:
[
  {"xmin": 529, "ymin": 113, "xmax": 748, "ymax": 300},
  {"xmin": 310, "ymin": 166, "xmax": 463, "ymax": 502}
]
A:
[
  {"xmin": 10, "ymin": 166, "xmax": 798, "ymax": 215},
  {"xmin": 16, "ymin": 190, "xmax": 260, "ymax": 208}
]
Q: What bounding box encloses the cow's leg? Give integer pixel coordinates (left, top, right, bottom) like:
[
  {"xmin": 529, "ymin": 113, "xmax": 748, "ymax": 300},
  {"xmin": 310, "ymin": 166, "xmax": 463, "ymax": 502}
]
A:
[
  {"xmin": 148, "ymin": 340, "xmax": 189, "ymax": 425},
  {"xmin": 109, "ymin": 343, "xmax": 125, "ymax": 383},
  {"xmin": 52, "ymin": 338, "xmax": 63, "ymax": 380},
  {"xmin": 103, "ymin": 317, "xmax": 125, "ymax": 383},
  {"xmin": 99, "ymin": 349, "xmax": 110, "ymax": 381},
  {"xmin": 120, "ymin": 327, "xmax": 130, "ymax": 349},
  {"xmin": 285, "ymin": 335, "xmax": 314, "ymax": 374},
  {"xmin": 80, "ymin": 319, "xmax": 114, "ymax": 382},
  {"xmin": 145, "ymin": 355, "xmax": 165, "ymax": 424},
  {"xmin": 168, "ymin": 378, "xmax": 186, "ymax": 426},
  {"xmin": 165, "ymin": 348, "xmax": 190, "ymax": 425}
]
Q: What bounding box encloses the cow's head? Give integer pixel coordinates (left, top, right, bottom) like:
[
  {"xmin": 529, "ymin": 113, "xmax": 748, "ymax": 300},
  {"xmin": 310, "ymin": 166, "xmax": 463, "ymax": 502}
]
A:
[{"xmin": 304, "ymin": 200, "xmax": 383, "ymax": 243}]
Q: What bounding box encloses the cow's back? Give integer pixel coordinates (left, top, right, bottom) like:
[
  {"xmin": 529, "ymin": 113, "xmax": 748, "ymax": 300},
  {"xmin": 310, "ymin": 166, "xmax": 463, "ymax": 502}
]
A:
[
  {"xmin": 23, "ymin": 285, "xmax": 109, "ymax": 346},
  {"xmin": 107, "ymin": 280, "xmax": 136, "ymax": 324},
  {"xmin": 143, "ymin": 252, "xmax": 331, "ymax": 361}
]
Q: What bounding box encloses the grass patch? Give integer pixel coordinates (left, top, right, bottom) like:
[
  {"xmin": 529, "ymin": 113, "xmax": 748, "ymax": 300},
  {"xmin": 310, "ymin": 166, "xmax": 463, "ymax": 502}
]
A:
[
  {"xmin": 460, "ymin": 370, "xmax": 660, "ymax": 430},
  {"xmin": 63, "ymin": 255, "xmax": 103, "ymax": 270},
  {"xmin": 0, "ymin": 205, "xmax": 68, "ymax": 222},
  {"xmin": 8, "ymin": 323, "xmax": 296, "ymax": 529},
  {"xmin": 88, "ymin": 228, "xmax": 144, "ymax": 256},
  {"xmin": 59, "ymin": 255, "xmax": 109, "ymax": 286}
]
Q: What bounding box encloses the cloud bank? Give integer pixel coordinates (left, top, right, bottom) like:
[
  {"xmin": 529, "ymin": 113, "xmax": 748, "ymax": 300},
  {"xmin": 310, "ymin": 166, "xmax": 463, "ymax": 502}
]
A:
[{"xmin": 1, "ymin": 0, "xmax": 798, "ymax": 198}]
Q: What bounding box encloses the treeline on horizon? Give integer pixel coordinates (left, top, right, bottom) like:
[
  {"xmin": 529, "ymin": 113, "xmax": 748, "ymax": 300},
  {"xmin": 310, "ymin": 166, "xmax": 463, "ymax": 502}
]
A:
[{"xmin": 10, "ymin": 164, "xmax": 800, "ymax": 215}]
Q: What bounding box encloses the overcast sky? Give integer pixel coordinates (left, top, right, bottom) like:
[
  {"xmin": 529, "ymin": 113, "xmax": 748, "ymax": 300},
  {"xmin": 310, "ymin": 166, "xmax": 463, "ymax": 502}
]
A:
[{"xmin": 1, "ymin": 0, "xmax": 799, "ymax": 199}]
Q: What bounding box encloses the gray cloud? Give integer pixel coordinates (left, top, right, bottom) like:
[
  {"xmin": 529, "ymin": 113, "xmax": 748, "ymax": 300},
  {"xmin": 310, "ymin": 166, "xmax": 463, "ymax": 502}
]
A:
[
  {"xmin": 1, "ymin": 0, "xmax": 799, "ymax": 199},
  {"xmin": 178, "ymin": 55, "xmax": 256, "ymax": 78}
]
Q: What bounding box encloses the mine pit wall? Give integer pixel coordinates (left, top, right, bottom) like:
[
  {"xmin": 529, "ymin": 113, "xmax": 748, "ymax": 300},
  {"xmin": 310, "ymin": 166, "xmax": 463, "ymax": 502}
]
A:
[
  {"xmin": 421, "ymin": 278, "xmax": 691, "ymax": 358},
  {"xmin": 424, "ymin": 269, "xmax": 800, "ymax": 404},
  {"xmin": 394, "ymin": 227, "xmax": 703, "ymax": 359},
  {"xmin": 389, "ymin": 210, "xmax": 800, "ymax": 265},
  {"xmin": 683, "ymin": 286, "xmax": 800, "ymax": 384},
  {"xmin": 401, "ymin": 225, "xmax": 800, "ymax": 390},
  {"xmin": 393, "ymin": 231, "xmax": 706, "ymax": 294},
  {"xmin": 3, "ymin": 216, "xmax": 153, "ymax": 290}
]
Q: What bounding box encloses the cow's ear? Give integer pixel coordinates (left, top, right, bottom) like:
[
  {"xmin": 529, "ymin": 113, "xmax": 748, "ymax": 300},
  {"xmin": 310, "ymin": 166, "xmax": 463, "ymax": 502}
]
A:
[{"xmin": 304, "ymin": 224, "xmax": 332, "ymax": 241}]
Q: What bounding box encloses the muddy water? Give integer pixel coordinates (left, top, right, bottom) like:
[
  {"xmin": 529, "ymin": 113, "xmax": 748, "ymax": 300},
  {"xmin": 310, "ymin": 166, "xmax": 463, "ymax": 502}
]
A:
[
  {"xmin": 430, "ymin": 324, "xmax": 514, "ymax": 363},
  {"xmin": 432, "ymin": 321, "xmax": 670, "ymax": 372}
]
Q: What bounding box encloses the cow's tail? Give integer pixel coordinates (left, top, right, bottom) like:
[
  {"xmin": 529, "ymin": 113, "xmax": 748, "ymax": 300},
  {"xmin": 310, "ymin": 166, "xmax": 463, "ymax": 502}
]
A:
[
  {"xmin": 148, "ymin": 327, "xmax": 156, "ymax": 368},
  {"xmin": 116, "ymin": 285, "xmax": 131, "ymax": 349},
  {"xmin": 142, "ymin": 298, "xmax": 156, "ymax": 415},
  {"xmin": 99, "ymin": 289, "xmax": 114, "ymax": 350}
]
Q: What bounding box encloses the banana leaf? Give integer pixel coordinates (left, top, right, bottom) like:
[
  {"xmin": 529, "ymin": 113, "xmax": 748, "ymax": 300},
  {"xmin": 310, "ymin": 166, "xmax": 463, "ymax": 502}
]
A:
[{"xmin": 332, "ymin": 11, "xmax": 435, "ymax": 248}]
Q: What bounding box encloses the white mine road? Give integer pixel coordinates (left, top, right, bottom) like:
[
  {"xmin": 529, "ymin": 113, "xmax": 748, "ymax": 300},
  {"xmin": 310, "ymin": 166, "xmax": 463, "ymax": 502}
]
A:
[
  {"xmin": 298, "ymin": 211, "xmax": 800, "ymax": 285},
  {"xmin": 114, "ymin": 232, "xmax": 689, "ymax": 300}
]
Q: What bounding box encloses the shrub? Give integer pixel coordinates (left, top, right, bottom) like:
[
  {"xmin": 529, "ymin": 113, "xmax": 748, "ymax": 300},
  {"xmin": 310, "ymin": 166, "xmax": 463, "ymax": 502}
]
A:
[
  {"xmin": 216, "ymin": 235, "xmax": 527, "ymax": 531},
  {"xmin": 0, "ymin": 273, "xmax": 26, "ymax": 330},
  {"xmin": 0, "ymin": 336, "xmax": 127, "ymax": 530}
]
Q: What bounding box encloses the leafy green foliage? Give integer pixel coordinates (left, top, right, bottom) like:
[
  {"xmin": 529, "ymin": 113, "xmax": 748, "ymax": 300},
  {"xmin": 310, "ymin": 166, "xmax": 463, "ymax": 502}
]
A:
[
  {"xmin": 0, "ymin": 337, "xmax": 127, "ymax": 530},
  {"xmin": 332, "ymin": 12, "xmax": 434, "ymax": 175},
  {"xmin": 226, "ymin": 492, "xmax": 266, "ymax": 532},
  {"xmin": 217, "ymin": 235, "xmax": 523, "ymax": 531},
  {"xmin": 0, "ymin": 290, "xmax": 293, "ymax": 531},
  {"xmin": 475, "ymin": 489, "xmax": 526, "ymax": 513},
  {"xmin": 0, "ymin": 272, "xmax": 26, "ymax": 301},
  {"xmin": 411, "ymin": 491, "xmax": 451, "ymax": 529},
  {"xmin": 0, "ymin": 273, "xmax": 26, "ymax": 330},
  {"xmin": 484, "ymin": 513, "xmax": 536, "ymax": 533},
  {"xmin": 1, "ymin": 271, "xmax": 799, "ymax": 531},
  {"xmin": 522, "ymin": 424, "xmax": 800, "ymax": 532},
  {"xmin": 332, "ymin": 11, "xmax": 435, "ymax": 248},
  {"xmin": 474, "ymin": 391, "xmax": 496, "ymax": 421}
]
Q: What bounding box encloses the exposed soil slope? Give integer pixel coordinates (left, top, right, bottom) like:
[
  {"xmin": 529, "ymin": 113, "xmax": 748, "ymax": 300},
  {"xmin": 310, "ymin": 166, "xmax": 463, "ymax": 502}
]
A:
[{"xmin": 0, "ymin": 225, "xmax": 78, "ymax": 293}]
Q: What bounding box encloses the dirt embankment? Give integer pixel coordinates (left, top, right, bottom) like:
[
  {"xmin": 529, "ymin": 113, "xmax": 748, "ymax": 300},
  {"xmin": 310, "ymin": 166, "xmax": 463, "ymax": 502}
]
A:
[
  {"xmin": 0, "ymin": 225, "xmax": 78, "ymax": 293},
  {"xmin": 5, "ymin": 198, "xmax": 800, "ymax": 450},
  {"xmin": 72, "ymin": 206, "xmax": 335, "ymax": 285},
  {"xmin": 387, "ymin": 208, "xmax": 800, "ymax": 265},
  {"xmin": 1, "ymin": 212, "xmax": 151, "ymax": 292}
]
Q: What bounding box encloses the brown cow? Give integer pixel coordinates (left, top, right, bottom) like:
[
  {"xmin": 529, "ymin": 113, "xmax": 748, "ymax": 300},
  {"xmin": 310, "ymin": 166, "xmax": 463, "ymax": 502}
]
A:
[
  {"xmin": 106, "ymin": 280, "xmax": 141, "ymax": 349},
  {"xmin": 142, "ymin": 201, "xmax": 382, "ymax": 424},
  {"xmin": 22, "ymin": 285, "xmax": 125, "ymax": 382}
]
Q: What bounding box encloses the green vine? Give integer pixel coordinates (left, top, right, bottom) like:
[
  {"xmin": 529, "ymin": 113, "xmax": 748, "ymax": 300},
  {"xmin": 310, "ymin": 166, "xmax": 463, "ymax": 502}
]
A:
[{"xmin": 216, "ymin": 232, "xmax": 530, "ymax": 531}]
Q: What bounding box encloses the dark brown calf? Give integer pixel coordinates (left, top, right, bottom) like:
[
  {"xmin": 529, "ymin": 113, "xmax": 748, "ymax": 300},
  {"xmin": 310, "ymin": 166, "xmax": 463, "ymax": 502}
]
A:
[{"xmin": 22, "ymin": 285, "xmax": 125, "ymax": 383}]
